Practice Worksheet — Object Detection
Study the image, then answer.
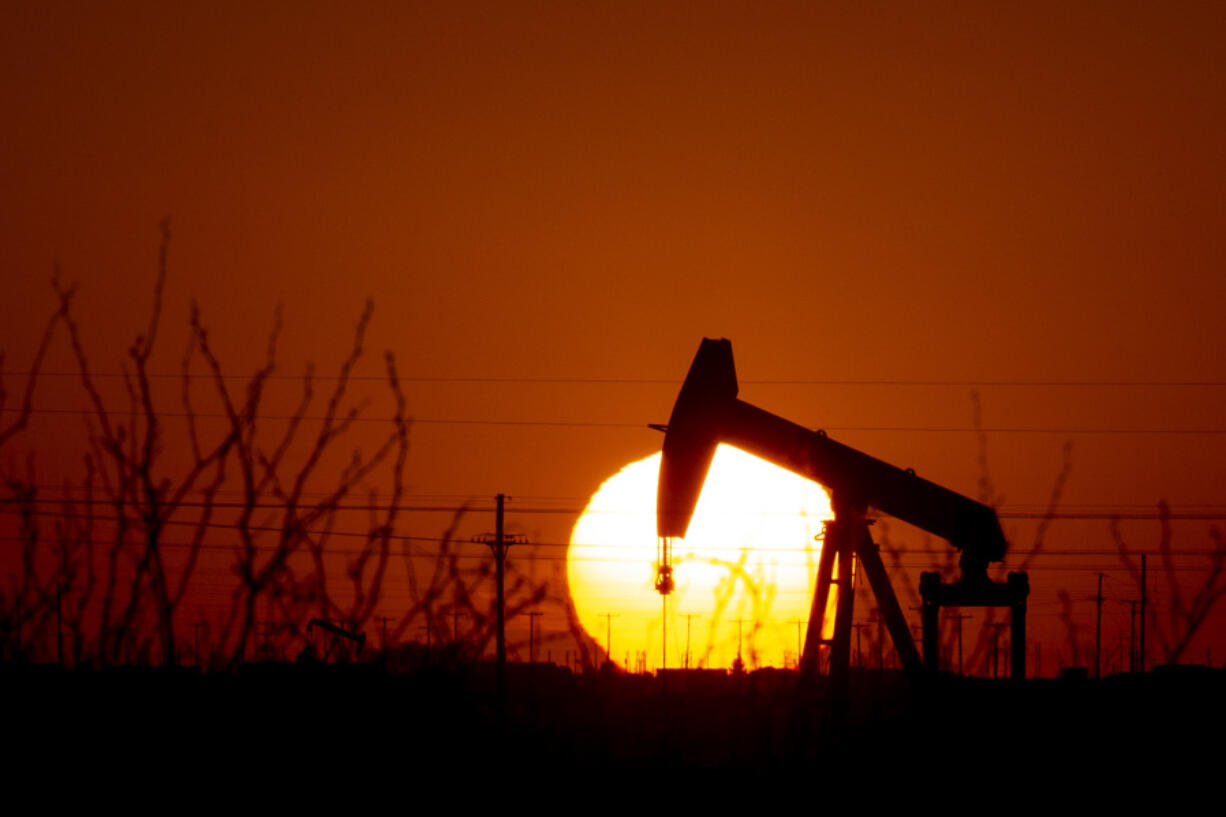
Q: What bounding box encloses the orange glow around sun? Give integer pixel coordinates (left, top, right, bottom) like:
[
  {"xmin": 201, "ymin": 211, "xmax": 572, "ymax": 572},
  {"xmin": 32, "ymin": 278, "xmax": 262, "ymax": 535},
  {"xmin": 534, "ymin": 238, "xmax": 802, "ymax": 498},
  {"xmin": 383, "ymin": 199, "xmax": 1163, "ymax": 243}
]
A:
[{"xmin": 567, "ymin": 444, "xmax": 834, "ymax": 673}]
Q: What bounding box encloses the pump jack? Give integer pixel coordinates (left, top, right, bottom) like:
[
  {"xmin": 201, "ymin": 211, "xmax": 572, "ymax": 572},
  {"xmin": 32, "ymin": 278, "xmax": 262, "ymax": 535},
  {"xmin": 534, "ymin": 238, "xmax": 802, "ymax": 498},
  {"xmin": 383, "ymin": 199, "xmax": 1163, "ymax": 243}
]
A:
[
  {"xmin": 654, "ymin": 339, "xmax": 1029, "ymax": 694},
  {"xmin": 303, "ymin": 618, "xmax": 367, "ymax": 663}
]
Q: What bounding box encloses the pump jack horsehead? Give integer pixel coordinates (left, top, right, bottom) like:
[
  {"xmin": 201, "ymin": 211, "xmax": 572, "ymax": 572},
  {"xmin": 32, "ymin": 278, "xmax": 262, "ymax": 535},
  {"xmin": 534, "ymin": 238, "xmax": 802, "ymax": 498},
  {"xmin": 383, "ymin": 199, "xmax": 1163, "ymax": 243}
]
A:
[{"xmin": 653, "ymin": 339, "xmax": 1029, "ymax": 689}]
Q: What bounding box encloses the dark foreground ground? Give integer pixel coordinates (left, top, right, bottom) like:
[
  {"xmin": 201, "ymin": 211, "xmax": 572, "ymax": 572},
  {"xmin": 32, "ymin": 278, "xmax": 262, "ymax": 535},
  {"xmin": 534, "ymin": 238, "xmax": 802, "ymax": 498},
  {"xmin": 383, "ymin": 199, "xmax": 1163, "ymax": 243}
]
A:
[{"xmin": 7, "ymin": 661, "xmax": 1224, "ymax": 784}]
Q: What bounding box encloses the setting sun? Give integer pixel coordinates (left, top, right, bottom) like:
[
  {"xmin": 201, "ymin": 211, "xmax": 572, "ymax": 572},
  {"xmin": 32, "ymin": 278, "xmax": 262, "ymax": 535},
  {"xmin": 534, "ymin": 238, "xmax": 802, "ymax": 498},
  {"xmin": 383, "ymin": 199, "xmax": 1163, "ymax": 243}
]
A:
[{"xmin": 568, "ymin": 445, "xmax": 833, "ymax": 672}]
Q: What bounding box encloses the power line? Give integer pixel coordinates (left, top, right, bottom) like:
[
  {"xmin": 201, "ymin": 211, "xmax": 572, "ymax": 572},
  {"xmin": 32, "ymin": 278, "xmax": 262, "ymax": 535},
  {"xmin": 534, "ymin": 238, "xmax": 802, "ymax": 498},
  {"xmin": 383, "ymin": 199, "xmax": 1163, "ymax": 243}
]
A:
[
  {"xmin": 9, "ymin": 483, "xmax": 1226, "ymax": 518},
  {"xmin": 9, "ymin": 487, "xmax": 1226, "ymax": 514},
  {"xmin": 7, "ymin": 371, "xmax": 1226, "ymax": 387},
  {"xmin": 0, "ymin": 406, "xmax": 640, "ymax": 428},
  {"xmin": 0, "ymin": 521, "xmax": 1220, "ymax": 574},
  {"xmin": 4, "ymin": 496, "xmax": 1226, "ymax": 522},
  {"xmin": 5, "ymin": 405, "xmax": 1226, "ymax": 434}
]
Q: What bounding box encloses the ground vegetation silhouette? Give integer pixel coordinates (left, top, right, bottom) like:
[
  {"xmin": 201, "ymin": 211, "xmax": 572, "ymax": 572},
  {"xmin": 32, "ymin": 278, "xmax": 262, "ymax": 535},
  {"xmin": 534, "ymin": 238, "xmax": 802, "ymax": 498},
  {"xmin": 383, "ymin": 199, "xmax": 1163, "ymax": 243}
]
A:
[{"xmin": 0, "ymin": 227, "xmax": 553, "ymax": 670}]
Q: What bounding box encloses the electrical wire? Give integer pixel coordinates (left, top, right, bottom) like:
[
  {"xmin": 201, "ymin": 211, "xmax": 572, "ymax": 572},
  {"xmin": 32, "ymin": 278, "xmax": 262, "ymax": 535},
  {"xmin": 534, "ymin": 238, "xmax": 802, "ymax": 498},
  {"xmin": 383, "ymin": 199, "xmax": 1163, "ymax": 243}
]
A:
[
  {"xmin": 4, "ymin": 496, "xmax": 1226, "ymax": 522},
  {"xmin": 6, "ymin": 371, "xmax": 1226, "ymax": 387},
  {"xmin": 5, "ymin": 405, "xmax": 1226, "ymax": 434}
]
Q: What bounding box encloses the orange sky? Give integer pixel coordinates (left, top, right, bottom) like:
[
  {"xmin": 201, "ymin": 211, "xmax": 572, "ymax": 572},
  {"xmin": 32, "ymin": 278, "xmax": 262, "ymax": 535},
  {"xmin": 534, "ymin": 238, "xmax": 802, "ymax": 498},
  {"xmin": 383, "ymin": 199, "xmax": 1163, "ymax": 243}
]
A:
[{"xmin": 3, "ymin": 1, "xmax": 1225, "ymax": 671}]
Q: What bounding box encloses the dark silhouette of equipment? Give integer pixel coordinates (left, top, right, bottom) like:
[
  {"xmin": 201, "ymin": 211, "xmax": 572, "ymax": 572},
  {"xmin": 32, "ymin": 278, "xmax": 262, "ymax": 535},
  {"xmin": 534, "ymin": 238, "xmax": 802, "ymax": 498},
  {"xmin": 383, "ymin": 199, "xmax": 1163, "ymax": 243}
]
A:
[
  {"xmin": 654, "ymin": 338, "xmax": 1029, "ymax": 691},
  {"xmin": 302, "ymin": 618, "xmax": 367, "ymax": 663}
]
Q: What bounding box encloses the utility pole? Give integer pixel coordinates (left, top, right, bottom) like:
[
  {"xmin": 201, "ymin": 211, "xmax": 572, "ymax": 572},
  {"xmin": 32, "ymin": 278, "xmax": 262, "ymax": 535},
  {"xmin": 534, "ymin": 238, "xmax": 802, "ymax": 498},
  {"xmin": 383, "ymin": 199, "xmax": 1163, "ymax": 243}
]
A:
[
  {"xmin": 725, "ymin": 618, "xmax": 745, "ymax": 667},
  {"xmin": 11, "ymin": 574, "xmax": 21, "ymax": 661},
  {"xmin": 910, "ymin": 623, "xmax": 925, "ymax": 670},
  {"xmin": 377, "ymin": 616, "xmax": 391, "ymax": 650},
  {"xmin": 1123, "ymin": 599, "xmax": 1139, "ymax": 672},
  {"xmin": 55, "ymin": 582, "xmax": 63, "ymax": 669},
  {"xmin": 1139, "ymin": 554, "xmax": 1147, "ymax": 673},
  {"xmin": 852, "ymin": 621, "xmax": 869, "ymax": 669},
  {"xmin": 193, "ymin": 621, "xmax": 205, "ymax": 668},
  {"xmin": 990, "ymin": 621, "xmax": 1010, "ymax": 678},
  {"xmin": 1091, "ymin": 573, "xmax": 1105, "ymax": 679},
  {"xmin": 947, "ymin": 612, "xmax": 970, "ymax": 675},
  {"xmin": 527, "ymin": 611, "xmax": 543, "ymax": 664},
  {"xmin": 869, "ymin": 609, "xmax": 884, "ymax": 670},
  {"xmin": 473, "ymin": 494, "xmax": 526, "ymax": 705},
  {"xmin": 684, "ymin": 613, "xmax": 698, "ymax": 670},
  {"xmin": 599, "ymin": 613, "xmax": 618, "ymax": 667}
]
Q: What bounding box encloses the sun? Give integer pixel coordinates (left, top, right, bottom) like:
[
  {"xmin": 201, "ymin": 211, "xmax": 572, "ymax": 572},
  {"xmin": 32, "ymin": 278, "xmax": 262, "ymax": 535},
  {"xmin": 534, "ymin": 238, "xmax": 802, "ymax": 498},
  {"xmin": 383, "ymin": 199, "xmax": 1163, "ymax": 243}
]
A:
[{"xmin": 567, "ymin": 444, "xmax": 834, "ymax": 673}]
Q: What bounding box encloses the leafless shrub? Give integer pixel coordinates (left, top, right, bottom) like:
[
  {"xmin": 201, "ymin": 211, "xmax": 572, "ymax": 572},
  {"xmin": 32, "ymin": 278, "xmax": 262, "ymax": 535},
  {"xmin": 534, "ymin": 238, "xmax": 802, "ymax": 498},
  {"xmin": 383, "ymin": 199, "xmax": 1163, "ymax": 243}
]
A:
[
  {"xmin": 0, "ymin": 281, "xmax": 69, "ymax": 661},
  {"xmin": 1055, "ymin": 589, "xmax": 1081, "ymax": 667},
  {"xmin": 2, "ymin": 232, "xmax": 585, "ymax": 673},
  {"xmin": 47, "ymin": 223, "xmax": 237, "ymax": 666},
  {"xmin": 1112, "ymin": 502, "xmax": 1226, "ymax": 665},
  {"xmin": 2, "ymin": 227, "xmax": 463, "ymax": 669},
  {"xmin": 187, "ymin": 293, "xmax": 414, "ymax": 667}
]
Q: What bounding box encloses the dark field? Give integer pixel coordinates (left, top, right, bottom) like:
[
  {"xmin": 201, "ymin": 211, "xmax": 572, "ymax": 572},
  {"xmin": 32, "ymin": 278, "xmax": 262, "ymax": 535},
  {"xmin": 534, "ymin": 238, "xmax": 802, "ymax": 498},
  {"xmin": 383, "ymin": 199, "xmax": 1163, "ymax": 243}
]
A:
[{"xmin": 9, "ymin": 661, "xmax": 1223, "ymax": 783}]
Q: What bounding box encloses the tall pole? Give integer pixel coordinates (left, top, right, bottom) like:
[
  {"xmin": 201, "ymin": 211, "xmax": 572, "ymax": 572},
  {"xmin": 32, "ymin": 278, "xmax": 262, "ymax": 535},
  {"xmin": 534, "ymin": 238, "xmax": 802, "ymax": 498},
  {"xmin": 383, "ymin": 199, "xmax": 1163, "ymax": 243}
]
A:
[
  {"xmin": 495, "ymin": 494, "xmax": 505, "ymax": 674},
  {"xmin": 685, "ymin": 614, "xmax": 697, "ymax": 670},
  {"xmin": 1127, "ymin": 600, "xmax": 1138, "ymax": 672},
  {"xmin": 527, "ymin": 611, "xmax": 543, "ymax": 664},
  {"xmin": 945, "ymin": 612, "xmax": 970, "ymax": 675},
  {"xmin": 958, "ymin": 614, "xmax": 964, "ymax": 675},
  {"xmin": 12, "ymin": 574, "xmax": 21, "ymax": 661},
  {"xmin": 852, "ymin": 621, "xmax": 869, "ymax": 669},
  {"xmin": 1139, "ymin": 554, "xmax": 1147, "ymax": 673},
  {"xmin": 992, "ymin": 622, "xmax": 999, "ymax": 678},
  {"xmin": 600, "ymin": 613, "xmax": 618, "ymax": 667},
  {"xmin": 1092, "ymin": 573, "xmax": 1105, "ymax": 679},
  {"xmin": 726, "ymin": 618, "xmax": 743, "ymax": 673},
  {"xmin": 378, "ymin": 616, "xmax": 390, "ymax": 650},
  {"xmin": 473, "ymin": 494, "xmax": 526, "ymax": 706},
  {"xmin": 990, "ymin": 622, "xmax": 1010, "ymax": 678},
  {"xmin": 870, "ymin": 609, "xmax": 884, "ymax": 670},
  {"xmin": 55, "ymin": 582, "xmax": 63, "ymax": 669}
]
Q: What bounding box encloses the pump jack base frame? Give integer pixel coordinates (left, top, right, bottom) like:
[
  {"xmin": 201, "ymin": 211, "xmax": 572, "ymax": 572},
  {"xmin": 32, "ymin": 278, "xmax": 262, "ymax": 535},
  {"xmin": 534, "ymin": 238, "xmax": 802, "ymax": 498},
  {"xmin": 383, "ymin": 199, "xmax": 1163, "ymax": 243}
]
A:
[
  {"xmin": 920, "ymin": 570, "xmax": 1030, "ymax": 681},
  {"xmin": 798, "ymin": 512, "xmax": 1030, "ymax": 690}
]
